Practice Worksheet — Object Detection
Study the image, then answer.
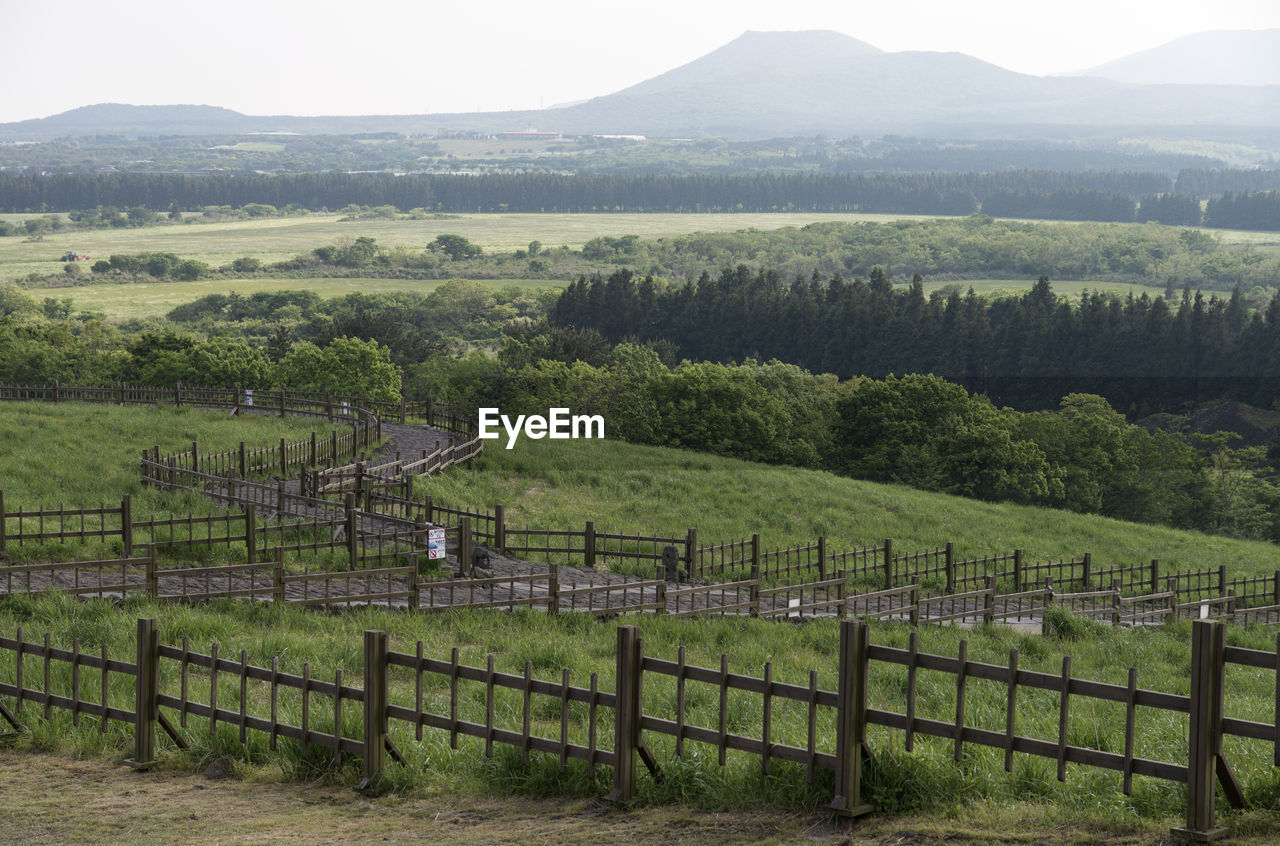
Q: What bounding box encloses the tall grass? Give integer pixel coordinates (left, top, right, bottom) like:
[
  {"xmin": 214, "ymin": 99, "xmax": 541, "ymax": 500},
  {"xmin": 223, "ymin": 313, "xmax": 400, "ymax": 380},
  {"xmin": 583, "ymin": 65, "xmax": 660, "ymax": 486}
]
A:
[{"xmin": 2, "ymin": 593, "xmax": 1279, "ymax": 832}]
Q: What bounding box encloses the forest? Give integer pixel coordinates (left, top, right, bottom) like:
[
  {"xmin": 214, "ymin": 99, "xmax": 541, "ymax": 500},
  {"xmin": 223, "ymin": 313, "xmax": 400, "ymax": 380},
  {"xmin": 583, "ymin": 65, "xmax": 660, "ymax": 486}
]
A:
[
  {"xmin": 3, "ymin": 170, "xmax": 1280, "ymax": 230},
  {"xmin": 550, "ymin": 267, "xmax": 1280, "ymax": 410}
]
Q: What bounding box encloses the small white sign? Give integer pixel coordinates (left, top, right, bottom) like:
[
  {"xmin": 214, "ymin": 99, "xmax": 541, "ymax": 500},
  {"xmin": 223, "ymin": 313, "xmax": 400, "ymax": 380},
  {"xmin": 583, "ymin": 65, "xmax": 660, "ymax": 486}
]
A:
[
  {"xmin": 244, "ymin": 389, "xmax": 254, "ymax": 407},
  {"xmin": 428, "ymin": 527, "xmax": 447, "ymax": 560}
]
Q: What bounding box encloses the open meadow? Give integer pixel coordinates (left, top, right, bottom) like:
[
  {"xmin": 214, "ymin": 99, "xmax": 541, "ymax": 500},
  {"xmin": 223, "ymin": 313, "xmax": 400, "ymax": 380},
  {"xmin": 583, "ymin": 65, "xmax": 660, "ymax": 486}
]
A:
[{"xmin": 0, "ymin": 212, "xmax": 941, "ymax": 283}]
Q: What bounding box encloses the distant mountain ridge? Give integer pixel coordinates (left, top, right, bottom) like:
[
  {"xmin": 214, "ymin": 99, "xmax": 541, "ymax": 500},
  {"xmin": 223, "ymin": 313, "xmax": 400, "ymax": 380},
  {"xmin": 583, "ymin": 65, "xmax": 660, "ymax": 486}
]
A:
[
  {"xmin": 3, "ymin": 30, "xmax": 1278, "ymax": 141},
  {"xmin": 1074, "ymin": 29, "xmax": 1280, "ymax": 86}
]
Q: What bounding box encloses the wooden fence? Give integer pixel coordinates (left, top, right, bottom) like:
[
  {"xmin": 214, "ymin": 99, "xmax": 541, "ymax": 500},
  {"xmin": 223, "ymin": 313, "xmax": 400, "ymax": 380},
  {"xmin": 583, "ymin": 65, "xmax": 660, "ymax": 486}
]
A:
[{"xmin": 0, "ymin": 617, "xmax": 1262, "ymax": 840}]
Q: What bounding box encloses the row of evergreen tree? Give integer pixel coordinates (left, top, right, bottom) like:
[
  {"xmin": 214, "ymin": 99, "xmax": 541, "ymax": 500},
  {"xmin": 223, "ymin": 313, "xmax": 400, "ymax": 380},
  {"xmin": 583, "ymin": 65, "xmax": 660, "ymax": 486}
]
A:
[
  {"xmin": 550, "ymin": 268, "xmax": 1280, "ymax": 411},
  {"xmin": 0, "ymin": 169, "xmax": 1166, "ymax": 213},
  {"xmin": 4, "ymin": 171, "xmax": 1278, "ymax": 230}
]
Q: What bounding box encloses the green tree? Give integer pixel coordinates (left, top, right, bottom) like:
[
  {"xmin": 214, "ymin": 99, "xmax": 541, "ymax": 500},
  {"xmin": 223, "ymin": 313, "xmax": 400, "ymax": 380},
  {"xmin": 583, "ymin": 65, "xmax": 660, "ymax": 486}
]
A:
[
  {"xmin": 427, "ymin": 234, "xmax": 483, "ymax": 261},
  {"xmin": 273, "ymin": 337, "xmax": 402, "ymax": 402}
]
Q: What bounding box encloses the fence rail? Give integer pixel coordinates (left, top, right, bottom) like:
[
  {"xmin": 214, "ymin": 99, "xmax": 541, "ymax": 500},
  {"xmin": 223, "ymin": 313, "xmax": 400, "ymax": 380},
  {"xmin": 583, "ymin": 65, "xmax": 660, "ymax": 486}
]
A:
[{"xmin": 0, "ymin": 618, "xmax": 1256, "ymax": 839}]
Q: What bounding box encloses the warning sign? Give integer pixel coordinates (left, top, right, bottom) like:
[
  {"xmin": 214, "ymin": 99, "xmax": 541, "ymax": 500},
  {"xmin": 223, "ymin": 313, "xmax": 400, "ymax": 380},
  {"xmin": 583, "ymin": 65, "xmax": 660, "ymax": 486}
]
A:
[{"xmin": 428, "ymin": 527, "xmax": 446, "ymax": 560}]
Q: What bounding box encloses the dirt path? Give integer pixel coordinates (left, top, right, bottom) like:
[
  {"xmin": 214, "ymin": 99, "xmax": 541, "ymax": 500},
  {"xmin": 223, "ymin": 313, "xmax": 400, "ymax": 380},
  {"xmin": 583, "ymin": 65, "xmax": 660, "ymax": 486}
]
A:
[
  {"xmin": 0, "ymin": 750, "xmax": 1191, "ymax": 845},
  {"xmin": 0, "ymin": 750, "xmax": 851, "ymax": 845}
]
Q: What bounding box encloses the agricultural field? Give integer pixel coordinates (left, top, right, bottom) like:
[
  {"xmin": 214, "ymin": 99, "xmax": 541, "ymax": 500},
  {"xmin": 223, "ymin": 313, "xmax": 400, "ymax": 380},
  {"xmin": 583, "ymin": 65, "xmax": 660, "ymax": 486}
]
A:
[
  {"xmin": 8, "ymin": 211, "xmax": 1269, "ymax": 292},
  {"xmin": 0, "ymin": 212, "xmax": 938, "ymax": 283}
]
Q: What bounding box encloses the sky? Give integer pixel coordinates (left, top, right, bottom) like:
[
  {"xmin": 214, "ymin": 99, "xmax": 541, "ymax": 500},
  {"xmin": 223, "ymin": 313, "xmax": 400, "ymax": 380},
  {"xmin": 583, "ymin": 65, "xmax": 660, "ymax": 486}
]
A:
[{"xmin": 1, "ymin": 0, "xmax": 1277, "ymax": 123}]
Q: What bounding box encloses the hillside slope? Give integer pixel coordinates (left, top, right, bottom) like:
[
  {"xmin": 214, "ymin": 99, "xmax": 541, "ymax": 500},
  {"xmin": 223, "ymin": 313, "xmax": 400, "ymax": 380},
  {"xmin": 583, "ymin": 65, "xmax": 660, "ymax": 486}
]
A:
[{"xmin": 421, "ymin": 434, "xmax": 1280, "ymax": 577}]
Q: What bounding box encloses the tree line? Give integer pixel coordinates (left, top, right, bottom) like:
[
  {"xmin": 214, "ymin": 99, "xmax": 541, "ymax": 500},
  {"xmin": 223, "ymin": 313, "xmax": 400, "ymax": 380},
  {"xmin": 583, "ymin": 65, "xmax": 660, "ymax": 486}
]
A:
[
  {"xmin": 550, "ymin": 267, "xmax": 1280, "ymax": 412},
  {"xmin": 428, "ymin": 346, "xmax": 1273, "ymax": 540}
]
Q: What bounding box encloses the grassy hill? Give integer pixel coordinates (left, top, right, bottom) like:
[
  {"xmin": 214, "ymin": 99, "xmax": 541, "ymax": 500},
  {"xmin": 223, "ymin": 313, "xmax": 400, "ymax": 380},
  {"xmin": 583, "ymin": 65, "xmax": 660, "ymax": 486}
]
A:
[{"xmin": 421, "ymin": 435, "xmax": 1280, "ymax": 578}]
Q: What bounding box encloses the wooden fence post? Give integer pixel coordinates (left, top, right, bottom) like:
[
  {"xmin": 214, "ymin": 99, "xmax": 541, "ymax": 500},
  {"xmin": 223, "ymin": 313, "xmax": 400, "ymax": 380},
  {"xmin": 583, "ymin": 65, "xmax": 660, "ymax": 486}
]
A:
[
  {"xmin": 818, "ymin": 536, "xmax": 827, "ymax": 580},
  {"xmin": 654, "ymin": 565, "xmax": 666, "ymax": 614},
  {"xmin": 174, "ymin": 381, "xmax": 181, "ymax": 407},
  {"xmin": 983, "ymin": 575, "xmax": 994, "ymax": 625},
  {"xmin": 684, "ymin": 528, "xmax": 697, "ymax": 580},
  {"xmin": 330, "ymin": 430, "xmax": 338, "ymax": 466},
  {"xmin": 1151, "ymin": 559, "xmax": 1160, "ymax": 595},
  {"xmin": 1218, "ymin": 564, "xmax": 1227, "ymax": 598},
  {"xmin": 273, "ymin": 549, "xmax": 285, "ymax": 604},
  {"xmin": 346, "ymin": 494, "xmax": 358, "ymax": 570},
  {"xmin": 1013, "ymin": 548, "xmax": 1023, "ymax": 591},
  {"xmin": 279, "ymin": 389, "xmax": 286, "ymax": 419},
  {"xmin": 548, "ymin": 565, "xmax": 559, "ymax": 615},
  {"xmin": 608, "ymin": 625, "xmax": 641, "ymax": 805},
  {"xmin": 360, "ymin": 629, "xmax": 388, "ymax": 789},
  {"xmin": 121, "ymin": 494, "xmax": 133, "ymax": 558},
  {"xmin": 234, "ymin": 384, "xmax": 241, "ymax": 414},
  {"xmin": 1172, "ymin": 619, "xmax": 1227, "ymax": 843},
  {"xmin": 494, "ymin": 505, "xmax": 506, "ymax": 553},
  {"xmin": 459, "ymin": 517, "xmax": 472, "ymax": 578},
  {"xmin": 1082, "ymin": 552, "xmax": 1092, "ymax": 589},
  {"xmin": 749, "ymin": 549, "xmax": 761, "ymax": 619},
  {"xmin": 0, "ymin": 489, "xmax": 6, "ymax": 557},
  {"xmin": 1274, "ymin": 570, "xmax": 1280, "ymax": 608},
  {"xmin": 238, "ymin": 442, "xmax": 247, "ymax": 477},
  {"xmin": 407, "ymin": 555, "xmax": 419, "ymax": 611},
  {"xmin": 310, "ymin": 432, "xmax": 318, "ymax": 469},
  {"xmin": 126, "ymin": 618, "xmax": 159, "ymax": 769},
  {"xmin": 145, "ymin": 552, "xmax": 157, "ymax": 598},
  {"xmin": 245, "ymin": 504, "xmax": 257, "ymax": 565},
  {"xmin": 883, "ymin": 538, "xmax": 893, "ymax": 590},
  {"xmin": 191, "ymin": 441, "xmax": 199, "ymax": 472},
  {"xmin": 279, "ymin": 438, "xmax": 288, "ymax": 477},
  {"xmin": 584, "ymin": 521, "xmax": 596, "ymax": 569},
  {"xmin": 945, "ymin": 541, "xmax": 956, "ymax": 593},
  {"xmin": 832, "ymin": 619, "xmax": 873, "ymax": 818}
]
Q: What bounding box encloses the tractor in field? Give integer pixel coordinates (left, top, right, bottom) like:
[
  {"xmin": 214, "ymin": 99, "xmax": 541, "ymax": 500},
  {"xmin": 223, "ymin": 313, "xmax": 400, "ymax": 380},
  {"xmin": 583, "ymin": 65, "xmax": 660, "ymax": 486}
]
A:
[{"xmin": 60, "ymin": 251, "xmax": 90, "ymax": 261}]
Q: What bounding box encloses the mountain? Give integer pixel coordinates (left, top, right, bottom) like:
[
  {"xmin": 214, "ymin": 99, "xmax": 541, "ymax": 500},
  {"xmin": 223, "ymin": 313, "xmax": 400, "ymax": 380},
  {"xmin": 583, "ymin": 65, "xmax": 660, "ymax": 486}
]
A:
[
  {"xmin": 5, "ymin": 103, "xmax": 258, "ymax": 136},
  {"xmin": 1073, "ymin": 29, "xmax": 1280, "ymax": 86},
  {"xmin": 3, "ymin": 31, "xmax": 1278, "ymax": 142}
]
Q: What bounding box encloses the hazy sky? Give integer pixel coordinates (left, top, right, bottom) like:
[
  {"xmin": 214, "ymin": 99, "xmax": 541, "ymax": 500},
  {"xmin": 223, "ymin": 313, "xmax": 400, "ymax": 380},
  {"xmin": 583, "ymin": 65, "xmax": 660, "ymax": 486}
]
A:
[{"xmin": 1, "ymin": 0, "xmax": 1277, "ymax": 123}]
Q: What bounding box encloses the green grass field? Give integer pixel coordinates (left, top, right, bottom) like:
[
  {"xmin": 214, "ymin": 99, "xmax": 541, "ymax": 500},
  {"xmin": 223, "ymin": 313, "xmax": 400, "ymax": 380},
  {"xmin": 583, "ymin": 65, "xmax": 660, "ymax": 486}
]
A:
[
  {"xmin": 421, "ymin": 435, "xmax": 1280, "ymax": 579},
  {"xmin": 30, "ymin": 276, "xmax": 567, "ymax": 320}
]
